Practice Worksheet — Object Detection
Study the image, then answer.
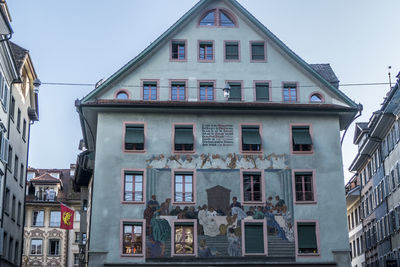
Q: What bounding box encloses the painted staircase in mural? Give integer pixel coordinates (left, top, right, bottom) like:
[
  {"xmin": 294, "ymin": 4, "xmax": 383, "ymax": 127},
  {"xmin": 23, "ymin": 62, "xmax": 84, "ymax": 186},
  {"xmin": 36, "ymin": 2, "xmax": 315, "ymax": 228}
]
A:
[{"xmin": 146, "ymin": 233, "xmax": 295, "ymax": 260}]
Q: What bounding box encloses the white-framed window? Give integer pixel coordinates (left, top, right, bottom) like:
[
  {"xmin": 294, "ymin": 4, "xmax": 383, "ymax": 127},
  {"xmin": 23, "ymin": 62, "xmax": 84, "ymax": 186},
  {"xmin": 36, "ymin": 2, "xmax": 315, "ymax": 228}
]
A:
[
  {"xmin": 48, "ymin": 239, "xmax": 60, "ymax": 256},
  {"xmin": 30, "ymin": 239, "xmax": 42, "ymax": 255}
]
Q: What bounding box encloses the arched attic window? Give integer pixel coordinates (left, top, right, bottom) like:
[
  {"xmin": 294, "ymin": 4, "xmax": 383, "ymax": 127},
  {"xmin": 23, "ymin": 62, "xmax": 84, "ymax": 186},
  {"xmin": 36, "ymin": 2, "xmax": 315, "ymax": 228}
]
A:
[
  {"xmin": 309, "ymin": 93, "xmax": 324, "ymax": 103},
  {"xmin": 219, "ymin": 10, "xmax": 235, "ymax": 26},
  {"xmin": 115, "ymin": 90, "xmax": 130, "ymax": 100},
  {"xmin": 199, "ymin": 8, "xmax": 237, "ymax": 27},
  {"xmin": 199, "ymin": 9, "xmax": 216, "ymax": 26}
]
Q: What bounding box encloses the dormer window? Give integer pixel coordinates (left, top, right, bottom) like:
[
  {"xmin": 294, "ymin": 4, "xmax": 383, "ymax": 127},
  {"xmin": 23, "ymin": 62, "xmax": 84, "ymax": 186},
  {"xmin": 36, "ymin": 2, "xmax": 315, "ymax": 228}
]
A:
[{"xmin": 199, "ymin": 8, "xmax": 236, "ymax": 27}]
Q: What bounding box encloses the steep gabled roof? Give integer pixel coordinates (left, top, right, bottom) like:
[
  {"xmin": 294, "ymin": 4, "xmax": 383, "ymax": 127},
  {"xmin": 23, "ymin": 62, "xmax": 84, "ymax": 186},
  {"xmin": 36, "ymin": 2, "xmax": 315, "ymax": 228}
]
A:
[
  {"xmin": 9, "ymin": 41, "xmax": 28, "ymax": 73},
  {"xmin": 310, "ymin": 64, "xmax": 339, "ymax": 88},
  {"xmin": 81, "ymin": 0, "xmax": 357, "ymax": 108},
  {"xmin": 353, "ymin": 122, "xmax": 369, "ymax": 145},
  {"xmin": 31, "ymin": 173, "xmax": 61, "ymax": 184}
]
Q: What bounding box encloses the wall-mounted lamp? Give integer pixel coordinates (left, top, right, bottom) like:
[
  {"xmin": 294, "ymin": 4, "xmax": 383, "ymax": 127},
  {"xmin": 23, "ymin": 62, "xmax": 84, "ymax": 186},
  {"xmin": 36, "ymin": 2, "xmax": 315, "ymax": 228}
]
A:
[
  {"xmin": 33, "ymin": 78, "xmax": 41, "ymax": 93},
  {"xmin": 223, "ymin": 83, "xmax": 231, "ymax": 99}
]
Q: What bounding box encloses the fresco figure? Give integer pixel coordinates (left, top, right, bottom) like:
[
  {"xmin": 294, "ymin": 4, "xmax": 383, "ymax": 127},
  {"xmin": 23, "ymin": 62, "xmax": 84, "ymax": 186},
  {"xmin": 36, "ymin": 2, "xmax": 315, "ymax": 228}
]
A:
[
  {"xmin": 160, "ymin": 198, "xmax": 171, "ymax": 215},
  {"xmin": 265, "ymin": 196, "xmax": 273, "ymax": 212},
  {"xmin": 147, "ymin": 235, "xmax": 162, "ymax": 258},
  {"xmin": 148, "ymin": 195, "xmax": 160, "ymax": 212},
  {"xmin": 252, "ymin": 206, "xmax": 264, "ymax": 219},
  {"xmin": 143, "ymin": 205, "xmax": 154, "ymax": 235},
  {"xmin": 198, "ymin": 204, "xmax": 220, "ymax": 237},
  {"xmin": 231, "ymin": 207, "xmax": 246, "ymax": 225},
  {"xmin": 284, "ymin": 222, "xmax": 295, "ymax": 242},
  {"xmin": 230, "ymin": 197, "xmax": 242, "ymax": 209},
  {"xmin": 150, "ymin": 209, "xmax": 170, "ymax": 255},
  {"xmin": 198, "ymin": 239, "xmax": 214, "ymax": 257},
  {"xmin": 186, "ymin": 206, "xmax": 196, "ymax": 219},
  {"xmin": 207, "ymin": 207, "xmax": 217, "ymax": 216},
  {"xmin": 227, "ymin": 227, "xmax": 241, "ymax": 256},
  {"xmin": 170, "ymin": 206, "xmax": 181, "ymax": 216},
  {"xmin": 246, "ymin": 206, "xmax": 255, "ymax": 216},
  {"xmin": 274, "ymin": 195, "xmax": 287, "ymax": 214}
]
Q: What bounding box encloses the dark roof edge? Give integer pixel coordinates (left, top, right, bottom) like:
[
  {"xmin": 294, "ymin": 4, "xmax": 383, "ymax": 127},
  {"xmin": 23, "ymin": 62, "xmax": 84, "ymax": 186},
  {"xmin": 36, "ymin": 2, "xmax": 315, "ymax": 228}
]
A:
[{"xmin": 81, "ymin": 100, "xmax": 358, "ymax": 113}]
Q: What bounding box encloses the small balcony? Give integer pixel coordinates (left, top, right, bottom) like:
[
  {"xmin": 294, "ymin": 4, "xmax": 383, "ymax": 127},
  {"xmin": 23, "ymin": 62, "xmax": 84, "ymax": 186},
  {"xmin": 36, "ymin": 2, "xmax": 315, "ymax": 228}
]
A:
[{"xmin": 32, "ymin": 192, "xmax": 57, "ymax": 202}]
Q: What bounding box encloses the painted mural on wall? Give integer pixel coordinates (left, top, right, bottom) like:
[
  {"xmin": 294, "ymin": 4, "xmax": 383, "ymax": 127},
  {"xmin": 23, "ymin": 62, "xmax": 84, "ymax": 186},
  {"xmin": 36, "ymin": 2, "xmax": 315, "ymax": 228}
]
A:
[
  {"xmin": 146, "ymin": 153, "xmax": 288, "ymax": 170},
  {"xmin": 143, "ymin": 188, "xmax": 294, "ymax": 258}
]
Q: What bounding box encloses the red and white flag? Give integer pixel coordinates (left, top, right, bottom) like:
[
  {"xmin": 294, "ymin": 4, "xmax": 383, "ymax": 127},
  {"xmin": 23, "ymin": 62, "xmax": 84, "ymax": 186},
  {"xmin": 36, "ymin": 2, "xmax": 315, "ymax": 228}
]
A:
[{"xmin": 60, "ymin": 203, "xmax": 74, "ymax": 230}]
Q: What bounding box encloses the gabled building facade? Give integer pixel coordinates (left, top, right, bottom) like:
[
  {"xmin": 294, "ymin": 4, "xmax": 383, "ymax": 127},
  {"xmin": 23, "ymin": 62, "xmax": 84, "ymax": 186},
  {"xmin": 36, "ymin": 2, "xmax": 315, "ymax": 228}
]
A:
[
  {"xmin": 0, "ymin": 1, "xmax": 40, "ymax": 267},
  {"xmin": 346, "ymin": 174, "xmax": 365, "ymax": 267},
  {"xmin": 349, "ymin": 73, "xmax": 400, "ymax": 267},
  {"xmin": 75, "ymin": 0, "xmax": 358, "ymax": 266},
  {"xmin": 23, "ymin": 166, "xmax": 82, "ymax": 267}
]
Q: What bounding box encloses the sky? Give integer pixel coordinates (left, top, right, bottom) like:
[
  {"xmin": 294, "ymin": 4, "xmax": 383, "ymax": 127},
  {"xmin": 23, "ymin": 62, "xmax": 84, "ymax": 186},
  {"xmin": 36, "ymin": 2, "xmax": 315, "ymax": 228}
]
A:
[{"xmin": 6, "ymin": 0, "xmax": 400, "ymax": 183}]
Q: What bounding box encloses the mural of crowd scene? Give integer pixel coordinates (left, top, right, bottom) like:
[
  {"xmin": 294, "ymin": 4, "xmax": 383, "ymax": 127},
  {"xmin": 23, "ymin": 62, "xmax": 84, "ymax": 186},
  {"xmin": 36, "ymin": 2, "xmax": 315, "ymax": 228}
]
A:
[{"xmin": 142, "ymin": 169, "xmax": 294, "ymax": 258}]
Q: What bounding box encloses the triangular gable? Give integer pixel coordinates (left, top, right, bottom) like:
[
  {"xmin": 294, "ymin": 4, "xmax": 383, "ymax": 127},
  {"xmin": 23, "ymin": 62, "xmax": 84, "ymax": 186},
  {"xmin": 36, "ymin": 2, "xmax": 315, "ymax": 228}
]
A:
[
  {"xmin": 353, "ymin": 122, "xmax": 368, "ymax": 144},
  {"xmin": 81, "ymin": 0, "xmax": 357, "ymax": 108}
]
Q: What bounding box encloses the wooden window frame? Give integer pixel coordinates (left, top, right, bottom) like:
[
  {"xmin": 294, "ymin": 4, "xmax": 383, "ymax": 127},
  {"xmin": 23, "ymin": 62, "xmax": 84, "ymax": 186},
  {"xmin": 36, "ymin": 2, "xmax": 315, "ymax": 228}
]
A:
[
  {"xmin": 240, "ymin": 169, "xmax": 265, "ymax": 205},
  {"xmin": 241, "ymin": 219, "xmax": 268, "ymax": 256},
  {"xmin": 121, "ymin": 169, "xmax": 146, "ymax": 204},
  {"xmin": 198, "ymin": 40, "xmax": 214, "ymax": 62},
  {"xmin": 224, "ymin": 40, "xmax": 240, "ymax": 62},
  {"xmin": 170, "ymin": 40, "xmax": 187, "ymax": 62},
  {"xmin": 198, "ymin": 80, "xmax": 215, "ymax": 101},
  {"xmin": 290, "ymin": 123, "xmax": 313, "ymax": 154},
  {"xmin": 120, "ymin": 219, "xmax": 146, "ymax": 257},
  {"xmin": 141, "ymin": 79, "xmax": 159, "ymax": 101},
  {"xmin": 253, "ymin": 80, "xmax": 271, "ymax": 102},
  {"xmin": 295, "ymin": 220, "xmax": 320, "ymax": 257},
  {"xmin": 171, "ymin": 219, "xmax": 198, "ymax": 257},
  {"xmin": 123, "ymin": 122, "xmax": 146, "ymax": 153},
  {"xmin": 30, "ymin": 238, "xmax": 43, "ymax": 255},
  {"xmin": 239, "ymin": 123, "xmax": 263, "ymax": 154},
  {"xmin": 226, "ymin": 80, "xmax": 243, "ymax": 101},
  {"xmin": 169, "ymin": 80, "xmax": 188, "ymax": 101},
  {"xmin": 282, "ymin": 82, "xmax": 298, "ymax": 102},
  {"xmin": 172, "ymin": 123, "xmax": 195, "ymax": 154},
  {"xmin": 250, "ymin": 41, "xmax": 267, "ymax": 62},
  {"xmin": 171, "ymin": 169, "xmax": 196, "ymax": 206}
]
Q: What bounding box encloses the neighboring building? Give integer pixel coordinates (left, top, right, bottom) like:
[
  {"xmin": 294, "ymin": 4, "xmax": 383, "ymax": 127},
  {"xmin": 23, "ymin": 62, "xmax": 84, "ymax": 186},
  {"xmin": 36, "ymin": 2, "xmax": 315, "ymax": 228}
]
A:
[
  {"xmin": 23, "ymin": 166, "xmax": 81, "ymax": 267},
  {"xmin": 0, "ymin": 1, "xmax": 40, "ymax": 267},
  {"xmin": 349, "ymin": 73, "xmax": 400, "ymax": 267},
  {"xmin": 346, "ymin": 175, "xmax": 365, "ymax": 267},
  {"xmin": 75, "ymin": 0, "xmax": 359, "ymax": 266}
]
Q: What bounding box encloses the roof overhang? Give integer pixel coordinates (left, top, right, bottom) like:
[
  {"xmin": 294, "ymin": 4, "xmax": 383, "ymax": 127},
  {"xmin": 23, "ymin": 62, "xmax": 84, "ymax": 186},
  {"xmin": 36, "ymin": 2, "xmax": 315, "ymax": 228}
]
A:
[
  {"xmin": 77, "ymin": 100, "xmax": 358, "ymax": 152},
  {"xmin": 349, "ymin": 153, "xmax": 369, "ymax": 172},
  {"xmin": 74, "ymin": 150, "xmax": 94, "ymax": 188},
  {"xmin": 346, "ymin": 186, "xmax": 360, "ymax": 206},
  {"xmin": 369, "ymin": 113, "xmax": 396, "ymax": 139},
  {"xmin": 0, "ymin": 4, "xmax": 12, "ymax": 36}
]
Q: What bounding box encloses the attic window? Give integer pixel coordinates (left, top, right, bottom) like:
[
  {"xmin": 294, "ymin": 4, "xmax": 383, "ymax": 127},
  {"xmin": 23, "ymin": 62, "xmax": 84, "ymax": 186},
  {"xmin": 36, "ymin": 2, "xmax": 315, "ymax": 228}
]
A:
[
  {"xmin": 115, "ymin": 90, "xmax": 129, "ymax": 100},
  {"xmin": 310, "ymin": 93, "xmax": 324, "ymax": 103},
  {"xmin": 199, "ymin": 10, "xmax": 215, "ymax": 26},
  {"xmin": 219, "ymin": 10, "xmax": 235, "ymax": 26},
  {"xmin": 199, "ymin": 8, "xmax": 236, "ymax": 27}
]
